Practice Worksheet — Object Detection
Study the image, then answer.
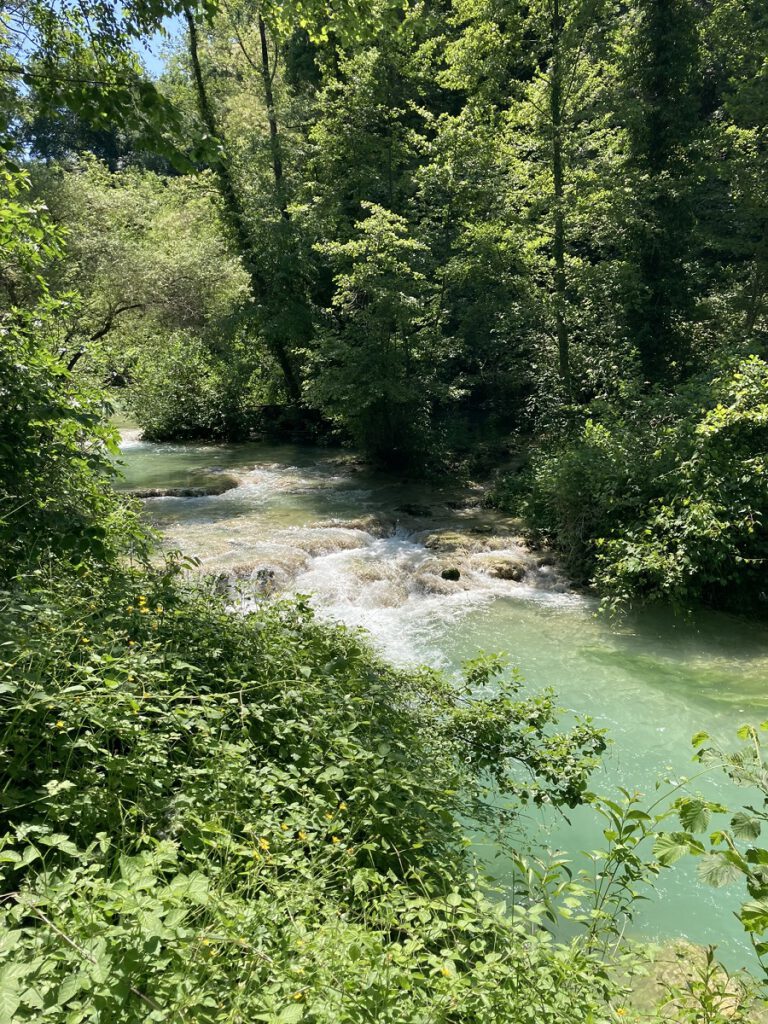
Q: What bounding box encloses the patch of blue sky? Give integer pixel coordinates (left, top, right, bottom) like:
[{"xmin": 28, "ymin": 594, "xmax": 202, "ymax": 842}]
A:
[{"xmin": 133, "ymin": 14, "xmax": 182, "ymax": 77}]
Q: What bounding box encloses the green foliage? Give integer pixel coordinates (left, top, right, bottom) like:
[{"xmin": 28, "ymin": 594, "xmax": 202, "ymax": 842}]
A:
[
  {"xmin": 125, "ymin": 332, "xmax": 271, "ymax": 441},
  {"xmin": 656, "ymin": 724, "xmax": 768, "ymax": 981},
  {"xmin": 495, "ymin": 357, "xmax": 768, "ymax": 611},
  {"xmin": 595, "ymin": 358, "xmax": 768, "ymax": 612},
  {"xmin": 0, "ymin": 560, "xmax": 624, "ymax": 1022},
  {"xmin": 29, "ymin": 158, "xmax": 248, "ymax": 383},
  {"xmin": 0, "ymin": 164, "xmax": 145, "ymax": 577},
  {"xmin": 308, "ymin": 203, "xmax": 442, "ymax": 467}
]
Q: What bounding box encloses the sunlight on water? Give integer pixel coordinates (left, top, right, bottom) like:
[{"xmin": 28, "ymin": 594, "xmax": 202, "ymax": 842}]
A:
[{"xmin": 118, "ymin": 434, "xmax": 768, "ymax": 968}]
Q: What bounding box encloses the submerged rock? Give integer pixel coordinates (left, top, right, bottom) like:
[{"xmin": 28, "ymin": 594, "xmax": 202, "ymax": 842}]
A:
[
  {"xmin": 440, "ymin": 567, "xmax": 461, "ymax": 581},
  {"xmin": 395, "ymin": 503, "xmax": 432, "ymax": 518},
  {"xmin": 317, "ymin": 515, "xmax": 395, "ymax": 537},
  {"xmin": 128, "ymin": 475, "xmax": 239, "ymax": 499}
]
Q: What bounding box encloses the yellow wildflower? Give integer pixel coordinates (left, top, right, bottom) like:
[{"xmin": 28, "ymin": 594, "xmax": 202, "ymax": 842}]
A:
[
  {"xmin": 258, "ymin": 837, "xmax": 270, "ymax": 851},
  {"xmin": 331, "ymin": 835, "xmax": 341, "ymax": 844},
  {"xmin": 81, "ymin": 636, "xmax": 90, "ymax": 645},
  {"xmin": 139, "ymin": 607, "xmax": 150, "ymax": 615},
  {"xmin": 339, "ymin": 802, "xmax": 348, "ymax": 811},
  {"xmin": 280, "ymin": 823, "xmax": 289, "ymax": 831},
  {"xmin": 155, "ymin": 605, "xmax": 163, "ymax": 614},
  {"xmin": 615, "ymin": 1011, "xmax": 627, "ymax": 1018},
  {"xmin": 292, "ymin": 992, "xmax": 303, "ymax": 1001},
  {"xmin": 138, "ymin": 595, "xmax": 148, "ymax": 605},
  {"xmin": 440, "ymin": 966, "xmax": 452, "ymax": 979},
  {"xmin": 298, "ymin": 830, "xmax": 308, "ymax": 841},
  {"xmin": 324, "ymin": 812, "xmax": 333, "ymax": 820},
  {"xmin": 55, "ymin": 720, "xmax": 65, "ymax": 729}
]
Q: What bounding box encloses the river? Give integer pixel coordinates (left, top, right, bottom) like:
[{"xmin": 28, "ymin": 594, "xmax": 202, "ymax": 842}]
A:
[{"xmin": 117, "ymin": 431, "xmax": 768, "ymax": 970}]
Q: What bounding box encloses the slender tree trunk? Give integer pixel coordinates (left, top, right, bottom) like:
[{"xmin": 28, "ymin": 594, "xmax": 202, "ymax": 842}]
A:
[
  {"xmin": 257, "ymin": 14, "xmax": 288, "ymax": 219},
  {"xmin": 550, "ymin": 0, "xmax": 571, "ymax": 400},
  {"xmin": 743, "ymin": 245, "xmax": 767, "ymax": 336},
  {"xmin": 184, "ymin": 7, "xmax": 301, "ymax": 403},
  {"xmin": 185, "ymin": 9, "xmax": 255, "ymax": 264}
]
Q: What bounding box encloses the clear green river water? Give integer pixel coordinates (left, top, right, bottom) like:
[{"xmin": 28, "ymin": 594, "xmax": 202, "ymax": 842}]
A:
[{"xmin": 117, "ymin": 431, "xmax": 768, "ymax": 971}]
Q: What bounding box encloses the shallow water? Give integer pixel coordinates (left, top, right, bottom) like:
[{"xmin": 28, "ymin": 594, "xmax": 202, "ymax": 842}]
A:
[{"xmin": 118, "ymin": 434, "xmax": 768, "ymax": 969}]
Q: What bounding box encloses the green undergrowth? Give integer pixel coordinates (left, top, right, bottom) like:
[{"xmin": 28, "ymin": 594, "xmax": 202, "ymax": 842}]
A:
[
  {"xmin": 491, "ymin": 358, "xmax": 768, "ymax": 615},
  {"xmin": 0, "ymin": 558, "xmax": 625, "ymax": 1023}
]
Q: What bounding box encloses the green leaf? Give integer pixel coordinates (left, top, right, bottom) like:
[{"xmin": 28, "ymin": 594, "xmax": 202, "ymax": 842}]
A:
[
  {"xmin": 677, "ymin": 797, "xmax": 711, "ymax": 833},
  {"xmin": 167, "ymin": 872, "xmax": 209, "ymax": 905},
  {"xmin": 731, "ymin": 812, "xmax": 762, "ymax": 840},
  {"xmin": 653, "ymin": 832, "xmax": 698, "ymax": 866},
  {"xmin": 39, "ymin": 834, "xmax": 79, "ymax": 857},
  {"xmin": 58, "ymin": 972, "xmax": 90, "ymax": 1006},
  {"xmin": 697, "ymin": 853, "xmax": 743, "ymax": 888},
  {"xmin": 0, "ymin": 967, "xmax": 21, "ymax": 1024},
  {"xmin": 276, "ymin": 1005, "xmax": 304, "ymax": 1023},
  {"xmin": 740, "ymin": 899, "xmax": 768, "ymax": 935}
]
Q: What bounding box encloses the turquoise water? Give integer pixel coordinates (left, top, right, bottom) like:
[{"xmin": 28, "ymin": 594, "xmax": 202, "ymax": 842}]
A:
[{"xmin": 118, "ymin": 434, "xmax": 768, "ymax": 969}]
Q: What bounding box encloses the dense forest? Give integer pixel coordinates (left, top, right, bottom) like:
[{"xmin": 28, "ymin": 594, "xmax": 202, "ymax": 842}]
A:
[{"xmin": 1, "ymin": 0, "xmax": 768, "ymax": 1020}]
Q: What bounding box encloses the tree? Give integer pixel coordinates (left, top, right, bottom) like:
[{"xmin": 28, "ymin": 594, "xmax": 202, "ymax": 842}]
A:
[
  {"xmin": 309, "ymin": 203, "xmax": 441, "ymax": 465},
  {"xmin": 620, "ymin": 0, "xmax": 703, "ymax": 382},
  {"xmin": 31, "ymin": 157, "xmax": 247, "ymax": 380}
]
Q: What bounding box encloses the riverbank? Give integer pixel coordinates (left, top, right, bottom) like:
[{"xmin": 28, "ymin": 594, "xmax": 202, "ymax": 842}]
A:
[{"xmin": 115, "ymin": 431, "xmax": 768, "ymax": 969}]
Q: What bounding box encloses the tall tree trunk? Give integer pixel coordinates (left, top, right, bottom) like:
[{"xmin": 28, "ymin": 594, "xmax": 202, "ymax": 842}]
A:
[
  {"xmin": 550, "ymin": 0, "xmax": 571, "ymax": 400},
  {"xmin": 257, "ymin": 14, "xmax": 288, "ymax": 219},
  {"xmin": 184, "ymin": 7, "xmax": 301, "ymax": 403},
  {"xmin": 626, "ymin": 0, "xmax": 698, "ymax": 383}
]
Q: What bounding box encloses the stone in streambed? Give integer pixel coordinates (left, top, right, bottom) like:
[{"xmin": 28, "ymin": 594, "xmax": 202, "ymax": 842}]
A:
[
  {"xmin": 128, "ymin": 474, "xmax": 239, "ymax": 499},
  {"xmin": 440, "ymin": 567, "xmax": 461, "ymax": 581},
  {"xmin": 316, "ymin": 515, "xmax": 395, "ymax": 537},
  {"xmin": 423, "ymin": 531, "xmax": 476, "ymax": 552},
  {"xmin": 485, "ymin": 559, "xmax": 527, "ymax": 582}
]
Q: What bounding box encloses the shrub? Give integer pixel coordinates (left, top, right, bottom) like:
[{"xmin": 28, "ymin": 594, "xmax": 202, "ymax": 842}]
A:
[
  {"xmin": 126, "ymin": 334, "xmax": 270, "ymax": 441},
  {"xmin": 494, "ymin": 358, "xmax": 768, "ymax": 612},
  {"xmin": 0, "ymin": 165, "xmax": 145, "ymax": 578},
  {"xmin": 596, "ymin": 358, "xmax": 768, "ymax": 612},
  {"xmin": 0, "ymin": 563, "xmax": 618, "ymax": 1022}
]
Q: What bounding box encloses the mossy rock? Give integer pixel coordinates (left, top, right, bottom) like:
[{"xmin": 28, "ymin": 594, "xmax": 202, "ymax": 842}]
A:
[
  {"xmin": 485, "ymin": 559, "xmax": 527, "ymax": 582},
  {"xmin": 423, "ymin": 531, "xmax": 476, "ymax": 552}
]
